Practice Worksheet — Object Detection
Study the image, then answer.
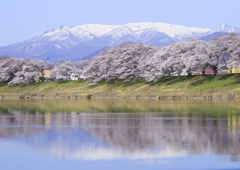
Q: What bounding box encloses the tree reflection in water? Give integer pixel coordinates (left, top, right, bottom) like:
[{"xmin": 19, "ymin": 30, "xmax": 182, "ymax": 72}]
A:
[{"xmin": 0, "ymin": 101, "xmax": 240, "ymax": 162}]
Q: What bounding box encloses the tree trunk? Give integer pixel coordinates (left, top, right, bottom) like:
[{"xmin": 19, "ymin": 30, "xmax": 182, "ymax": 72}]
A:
[
  {"xmin": 168, "ymin": 73, "xmax": 171, "ymax": 77},
  {"xmin": 39, "ymin": 77, "xmax": 45, "ymax": 82},
  {"xmin": 39, "ymin": 71, "xmax": 45, "ymax": 82},
  {"xmin": 212, "ymin": 66, "xmax": 218, "ymax": 76},
  {"xmin": 178, "ymin": 71, "xmax": 181, "ymax": 77},
  {"xmin": 202, "ymin": 70, "xmax": 206, "ymax": 76},
  {"xmin": 187, "ymin": 70, "xmax": 192, "ymax": 78},
  {"xmin": 228, "ymin": 69, "xmax": 232, "ymax": 74}
]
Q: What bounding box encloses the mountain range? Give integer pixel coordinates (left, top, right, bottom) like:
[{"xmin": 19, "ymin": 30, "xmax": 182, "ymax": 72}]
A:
[{"xmin": 0, "ymin": 22, "xmax": 240, "ymax": 62}]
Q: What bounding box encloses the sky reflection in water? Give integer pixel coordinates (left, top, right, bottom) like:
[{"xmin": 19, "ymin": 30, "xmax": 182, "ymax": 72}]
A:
[{"xmin": 0, "ymin": 100, "xmax": 240, "ymax": 170}]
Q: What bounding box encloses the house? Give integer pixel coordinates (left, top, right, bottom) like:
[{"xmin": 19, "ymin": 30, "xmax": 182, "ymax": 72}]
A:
[
  {"xmin": 218, "ymin": 70, "xmax": 228, "ymax": 74},
  {"xmin": 79, "ymin": 70, "xmax": 85, "ymax": 79},
  {"xmin": 227, "ymin": 67, "xmax": 240, "ymax": 74},
  {"xmin": 35, "ymin": 70, "xmax": 51, "ymax": 82},
  {"xmin": 194, "ymin": 68, "xmax": 228, "ymax": 75},
  {"xmin": 70, "ymin": 73, "xmax": 79, "ymax": 81}
]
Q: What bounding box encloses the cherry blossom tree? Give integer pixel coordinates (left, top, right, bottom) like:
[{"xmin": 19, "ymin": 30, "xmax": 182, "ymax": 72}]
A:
[
  {"xmin": 216, "ymin": 34, "xmax": 240, "ymax": 73},
  {"xmin": 50, "ymin": 61, "xmax": 78, "ymax": 81},
  {"xmin": 83, "ymin": 42, "xmax": 157, "ymax": 86},
  {"xmin": 7, "ymin": 58, "xmax": 48, "ymax": 86},
  {"xmin": 181, "ymin": 39, "xmax": 209, "ymax": 77},
  {"xmin": 0, "ymin": 58, "xmax": 25, "ymax": 84}
]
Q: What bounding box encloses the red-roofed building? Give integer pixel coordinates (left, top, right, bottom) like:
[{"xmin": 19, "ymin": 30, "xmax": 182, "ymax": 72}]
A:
[{"xmin": 194, "ymin": 69, "xmax": 228, "ymax": 75}]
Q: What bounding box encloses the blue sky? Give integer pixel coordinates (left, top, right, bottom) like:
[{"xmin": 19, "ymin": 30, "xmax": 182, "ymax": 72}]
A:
[{"xmin": 0, "ymin": 0, "xmax": 240, "ymax": 46}]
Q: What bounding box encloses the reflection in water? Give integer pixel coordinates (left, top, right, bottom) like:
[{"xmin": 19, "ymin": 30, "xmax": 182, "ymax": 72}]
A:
[{"xmin": 0, "ymin": 104, "xmax": 240, "ymax": 162}]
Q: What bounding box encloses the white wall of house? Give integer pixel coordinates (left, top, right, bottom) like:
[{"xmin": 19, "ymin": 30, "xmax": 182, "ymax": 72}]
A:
[
  {"xmin": 79, "ymin": 70, "xmax": 85, "ymax": 79},
  {"xmin": 71, "ymin": 73, "xmax": 79, "ymax": 81}
]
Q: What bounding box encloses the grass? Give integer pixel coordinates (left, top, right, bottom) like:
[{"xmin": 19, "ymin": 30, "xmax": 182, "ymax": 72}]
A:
[{"xmin": 0, "ymin": 74, "xmax": 240, "ymax": 99}]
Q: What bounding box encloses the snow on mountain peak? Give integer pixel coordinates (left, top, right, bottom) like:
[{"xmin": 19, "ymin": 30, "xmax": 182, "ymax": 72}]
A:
[
  {"xmin": 152, "ymin": 23, "xmax": 210, "ymax": 39},
  {"xmin": 39, "ymin": 22, "xmax": 211, "ymax": 41},
  {"xmin": 102, "ymin": 22, "xmax": 211, "ymax": 40},
  {"xmin": 32, "ymin": 22, "xmax": 218, "ymax": 44},
  {"xmin": 215, "ymin": 24, "xmax": 240, "ymax": 33},
  {"xmin": 35, "ymin": 26, "xmax": 72, "ymax": 41},
  {"xmin": 72, "ymin": 24, "xmax": 120, "ymax": 37}
]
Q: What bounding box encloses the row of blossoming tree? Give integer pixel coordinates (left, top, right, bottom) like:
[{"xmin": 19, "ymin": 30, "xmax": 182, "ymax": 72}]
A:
[
  {"xmin": 0, "ymin": 57, "xmax": 83, "ymax": 86},
  {"xmin": 83, "ymin": 34, "xmax": 240, "ymax": 85},
  {"xmin": 1, "ymin": 34, "xmax": 240, "ymax": 86}
]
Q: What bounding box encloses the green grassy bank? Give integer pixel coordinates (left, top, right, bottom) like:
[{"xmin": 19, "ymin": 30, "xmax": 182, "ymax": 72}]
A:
[{"xmin": 0, "ymin": 74, "xmax": 240, "ymax": 100}]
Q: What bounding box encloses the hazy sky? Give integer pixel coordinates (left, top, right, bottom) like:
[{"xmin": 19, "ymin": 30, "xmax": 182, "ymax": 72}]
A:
[{"xmin": 0, "ymin": 0, "xmax": 240, "ymax": 46}]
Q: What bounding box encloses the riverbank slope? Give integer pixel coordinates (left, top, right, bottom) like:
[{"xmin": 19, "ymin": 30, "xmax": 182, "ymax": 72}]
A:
[{"xmin": 0, "ymin": 74, "xmax": 240, "ymax": 100}]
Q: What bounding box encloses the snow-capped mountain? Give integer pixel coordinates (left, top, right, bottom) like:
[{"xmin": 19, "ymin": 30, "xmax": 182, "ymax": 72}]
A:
[
  {"xmin": 215, "ymin": 24, "xmax": 240, "ymax": 33},
  {"xmin": 0, "ymin": 22, "xmax": 239, "ymax": 62}
]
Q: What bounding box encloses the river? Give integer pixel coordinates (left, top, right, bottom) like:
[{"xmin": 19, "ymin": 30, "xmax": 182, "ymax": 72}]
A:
[{"xmin": 0, "ymin": 99, "xmax": 240, "ymax": 170}]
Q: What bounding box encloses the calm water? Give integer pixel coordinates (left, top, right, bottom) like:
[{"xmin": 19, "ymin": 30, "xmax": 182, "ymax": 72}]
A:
[{"xmin": 1, "ymin": 99, "xmax": 240, "ymax": 170}]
